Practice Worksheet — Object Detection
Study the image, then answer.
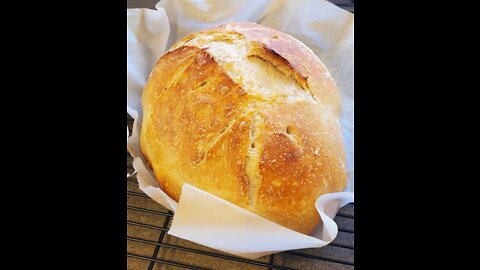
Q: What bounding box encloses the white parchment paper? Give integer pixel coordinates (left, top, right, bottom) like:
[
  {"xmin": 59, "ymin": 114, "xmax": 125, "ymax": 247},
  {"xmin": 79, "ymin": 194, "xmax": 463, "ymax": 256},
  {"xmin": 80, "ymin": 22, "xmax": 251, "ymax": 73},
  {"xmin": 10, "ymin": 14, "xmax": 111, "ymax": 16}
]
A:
[{"xmin": 127, "ymin": 0, "xmax": 354, "ymax": 259}]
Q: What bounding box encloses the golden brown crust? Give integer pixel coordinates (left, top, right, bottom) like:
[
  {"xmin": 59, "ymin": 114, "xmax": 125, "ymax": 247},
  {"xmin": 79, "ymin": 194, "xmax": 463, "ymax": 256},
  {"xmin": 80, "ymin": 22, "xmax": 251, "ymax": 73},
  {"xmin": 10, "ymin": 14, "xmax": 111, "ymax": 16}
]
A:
[
  {"xmin": 213, "ymin": 22, "xmax": 341, "ymax": 115},
  {"xmin": 140, "ymin": 22, "xmax": 346, "ymax": 234},
  {"xmin": 255, "ymin": 101, "xmax": 346, "ymax": 234},
  {"xmin": 141, "ymin": 45, "xmax": 252, "ymax": 208}
]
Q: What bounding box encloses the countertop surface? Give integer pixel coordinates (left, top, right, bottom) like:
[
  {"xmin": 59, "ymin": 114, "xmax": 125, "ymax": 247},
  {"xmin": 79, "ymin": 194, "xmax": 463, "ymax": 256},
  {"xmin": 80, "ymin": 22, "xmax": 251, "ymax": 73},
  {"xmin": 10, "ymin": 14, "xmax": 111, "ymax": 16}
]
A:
[{"xmin": 127, "ymin": 1, "xmax": 354, "ymax": 269}]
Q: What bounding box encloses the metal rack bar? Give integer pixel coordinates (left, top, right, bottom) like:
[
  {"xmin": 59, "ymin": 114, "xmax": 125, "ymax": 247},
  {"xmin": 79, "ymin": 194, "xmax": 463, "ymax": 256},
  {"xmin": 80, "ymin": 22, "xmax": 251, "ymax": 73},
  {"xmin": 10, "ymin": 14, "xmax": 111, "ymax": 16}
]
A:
[
  {"xmin": 336, "ymin": 212, "xmax": 354, "ymax": 218},
  {"xmin": 127, "ymin": 190, "xmax": 150, "ymax": 198},
  {"xmin": 127, "ymin": 205, "xmax": 174, "ymax": 217},
  {"xmin": 338, "ymin": 228, "xmax": 354, "ymax": 233},
  {"xmin": 148, "ymin": 213, "xmax": 172, "ymax": 270},
  {"xmin": 285, "ymin": 251, "xmax": 354, "ymax": 266},
  {"xmin": 127, "ymin": 253, "xmax": 209, "ymax": 270},
  {"xmin": 268, "ymin": 254, "xmax": 276, "ymax": 270},
  {"xmin": 127, "ymin": 237, "xmax": 295, "ymax": 270},
  {"xmin": 127, "ymin": 220, "xmax": 168, "ymax": 232}
]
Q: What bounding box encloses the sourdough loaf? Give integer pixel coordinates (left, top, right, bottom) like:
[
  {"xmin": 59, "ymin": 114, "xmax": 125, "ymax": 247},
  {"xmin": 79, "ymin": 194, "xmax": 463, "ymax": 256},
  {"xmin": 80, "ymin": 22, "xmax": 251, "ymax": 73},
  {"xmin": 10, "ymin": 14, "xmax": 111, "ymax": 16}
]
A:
[{"xmin": 140, "ymin": 22, "xmax": 347, "ymax": 234}]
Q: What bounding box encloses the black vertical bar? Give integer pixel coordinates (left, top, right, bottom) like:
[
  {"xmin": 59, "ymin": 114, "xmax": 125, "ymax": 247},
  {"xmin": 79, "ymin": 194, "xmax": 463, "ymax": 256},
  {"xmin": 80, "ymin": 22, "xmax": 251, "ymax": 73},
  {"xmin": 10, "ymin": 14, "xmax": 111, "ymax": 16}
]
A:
[
  {"xmin": 147, "ymin": 212, "xmax": 172, "ymax": 270},
  {"xmin": 267, "ymin": 254, "xmax": 275, "ymax": 270}
]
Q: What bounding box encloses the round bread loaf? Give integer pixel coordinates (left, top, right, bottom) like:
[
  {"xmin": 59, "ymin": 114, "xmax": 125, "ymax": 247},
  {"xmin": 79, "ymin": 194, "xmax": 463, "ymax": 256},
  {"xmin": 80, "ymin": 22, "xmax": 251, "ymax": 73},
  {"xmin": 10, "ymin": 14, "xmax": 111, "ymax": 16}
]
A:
[{"xmin": 140, "ymin": 22, "xmax": 347, "ymax": 234}]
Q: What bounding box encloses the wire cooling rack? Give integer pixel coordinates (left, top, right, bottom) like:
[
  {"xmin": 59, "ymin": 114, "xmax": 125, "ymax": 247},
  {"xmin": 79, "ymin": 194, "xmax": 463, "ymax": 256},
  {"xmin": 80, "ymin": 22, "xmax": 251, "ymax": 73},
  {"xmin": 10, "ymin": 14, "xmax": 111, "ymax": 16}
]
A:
[{"xmin": 127, "ymin": 115, "xmax": 354, "ymax": 270}]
